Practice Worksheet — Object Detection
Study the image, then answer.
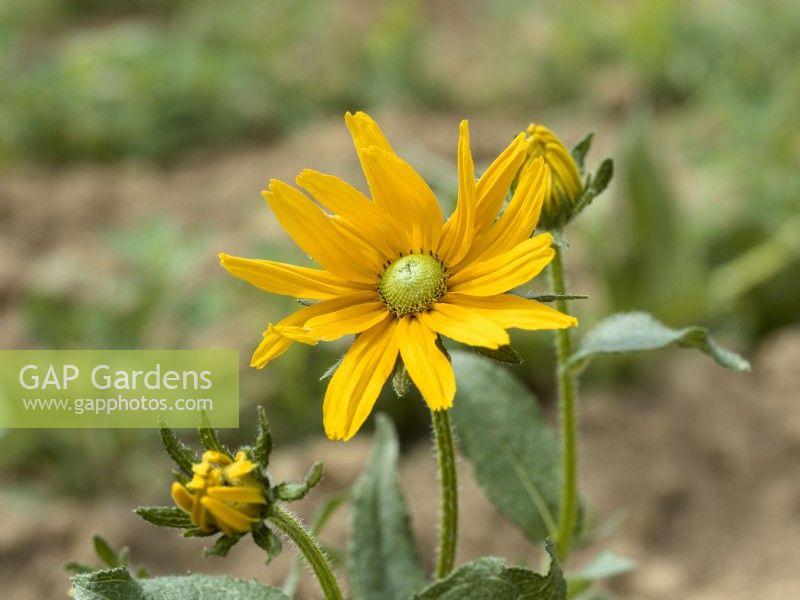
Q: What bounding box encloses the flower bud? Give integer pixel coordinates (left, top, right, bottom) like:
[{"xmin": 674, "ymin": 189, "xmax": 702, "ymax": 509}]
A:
[
  {"xmin": 171, "ymin": 450, "xmax": 267, "ymax": 535},
  {"xmin": 524, "ymin": 124, "xmax": 583, "ymax": 229}
]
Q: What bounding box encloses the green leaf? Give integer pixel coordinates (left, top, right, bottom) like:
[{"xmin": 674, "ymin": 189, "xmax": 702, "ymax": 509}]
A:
[
  {"xmin": 274, "ymin": 461, "xmax": 324, "ymax": 501},
  {"xmin": 415, "ymin": 541, "xmax": 566, "ymax": 600},
  {"xmin": 348, "ymin": 414, "xmax": 426, "ymax": 600},
  {"xmin": 471, "ymin": 344, "xmax": 523, "ymax": 365},
  {"xmin": 568, "ymin": 551, "xmax": 635, "ymax": 596},
  {"xmin": 135, "ymin": 506, "xmax": 194, "ymax": 529},
  {"xmin": 519, "ymin": 293, "xmax": 589, "ymax": 304},
  {"xmin": 93, "ymin": 535, "xmax": 121, "ymax": 567},
  {"xmin": 71, "ymin": 567, "xmax": 290, "ymax": 600},
  {"xmin": 567, "ymin": 311, "xmax": 751, "ymax": 373},
  {"xmin": 450, "ymin": 351, "xmax": 561, "ymax": 544},
  {"xmin": 65, "ymin": 561, "xmax": 94, "ymax": 575},
  {"xmin": 590, "ymin": 159, "xmax": 613, "ymax": 196},
  {"xmin": 199, "ymin": 413, "xmax": 227, "ymax": 454},
  {"xmin": 252, "ymin": 522, "xmax": 283, "ymax": 563},
  {"xmin": 392, "ymin": 362, "xmax": 412, "ymax": 397},
  {"xmin": 182, "ymin": 528, "xmax": 216, "ymax": 538},
  {"xmin": 159, "ymin": 426, "xmax": 197, "ymax": 477},
  {"xmin": 571, "ymin": 133, "xmax": 594, "ymax": 172},
  {"xmin": 252, "ymin": 405, "xmax": 273, "ymax": 471},
  {"xmin": 320, "ymin": 357, "xmax": 342, "ymax": 381},
  {"xmin": 204, "ymin": 534, "xmax": 243, "ymax": 558}
]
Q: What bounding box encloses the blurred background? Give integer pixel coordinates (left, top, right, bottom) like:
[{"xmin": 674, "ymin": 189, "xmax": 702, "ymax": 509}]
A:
[{"xmin": 1, "ymin": 1, "xmax": 798, "ymax": 598}]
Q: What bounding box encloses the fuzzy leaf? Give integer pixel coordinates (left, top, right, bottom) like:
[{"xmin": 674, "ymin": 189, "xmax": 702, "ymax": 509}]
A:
[
  {"xmin": 159, "ymin": 426, "xmax": 197, "ymax": 477},
  {"xmin": 392, "ymin": 362, "xmax": 412, "ymax": 397},
  {"xmin": 451, "ymin": 351, "xmax": 561, "ymax": 544},
  {"xmin": 571, "ymin": 133, "xmax": 594, "ymax": 172},
  {"xmin": 198, "ymin": 413, "xmax": 227, "ymax": 454},
  {"xmin": 591, "ymin": 159, "xmax": 613, "ymax": 196},
  {"xmin": 204, "ymin": 534, "xmax": 243, "ymax": 558},
  {"xmin": 415, "ymin": 541, "xmax": 566, "ymax": 600},
  {"xmin": 567, "ymin": 311, "xmax": 751, "ymax": 373},
  {"xmin": 348, "ymin": 414, "xmax": 426, "ymax": 600},
  {"xmin": 252, "ymin": 522, "xmax": 283, "ymax": 563},
  {"xmin": 65, "ymin": 561, "xmax": 94, "ymax": 575},
  {"xmin": 71, "ymin": 567, "xmax": 290, "ymax": 600},
  {"xmin": 93, "ymin": 535, "xmax": 121, "ymax": 567},
  {"xmin": 274, "ymin": 461, "xmax": 324, "ymax": 501},
  {"xmin": 135, "ymin": 506, "xmax": 194, "ymax": 529},
  {"xmin": 252, "ymin": 406, "xmax": 273, "ymax": 471},
  {"xmin": 472, "ymin": 344, "xmax": 523, "ymax": 365}
]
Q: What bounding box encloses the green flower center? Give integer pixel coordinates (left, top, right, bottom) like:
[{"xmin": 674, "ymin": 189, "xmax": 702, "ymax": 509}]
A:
[{"xmin": 378, "ymin": 253, "xmax": 447, "ymax": 317}]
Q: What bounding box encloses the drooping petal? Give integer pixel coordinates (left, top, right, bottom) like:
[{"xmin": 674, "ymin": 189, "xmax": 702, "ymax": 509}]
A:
[
  {"xmin": 418, "ymin": 302, "xmax": 509, "ymax": 349},
  {"xmin": 263, "ymin": 179, "xmax": 380, "ymax": 282},
  {"xmin": 438, "ymin": 120, "xmax": 476, "ymax": 267},
  {"xmin": 171, "ymin": 482, "xmax": 195, "ymax": 514},
  {"xmin": 467, "ymin": 157, "xmax": 549, "ymax": 263},
  {"xmin": 296, "ymin": 169, "xmax": 403, "ymax": 259},
  {"xmin": 448, "ymin": 233, "xmax": 555, "ymax": 296},
  {"xmin": 474, "ymin": 132, "xmax": 528, "ymax": 234},
  {"xmin": 219, "ymin": 253, "xmax": 355, "ymax": 300},
  {"xmin": 206, "ymin": 486, "xmax": 266, "ymax": 504},
  {"xmin": 361, "ymin": 146, "xmax": 443, "ymax": 252},
  {"xmin": 396, "ymin": 316, "xmax": 455, "ymax": 410},
  {"xmin": 322, "ymin": 318, "xmax": 399, "ymax": 441},
  {"xmin": 303, "ymin": 300, "xmax": 389, "ymax": 341},
  {"xmin": 250, "ymin": 292, "xmax": 378, "ymax": 368},
  {"xmin": 200, "ymin": 496, "xmax": 256, "ymax": 535},
  {"xmin": 444, "ymin": 292, "xmax": 578, "ymax": 330}
]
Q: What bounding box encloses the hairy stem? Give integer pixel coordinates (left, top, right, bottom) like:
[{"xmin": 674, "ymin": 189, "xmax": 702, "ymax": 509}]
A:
[
  {"xmin": 268, "ymin": 504, "xmax": 343, "ymax": 600},
  {"xmin": 431, "ymin": 408, "xmax": 458, "ymax": 578},
  {"xmin": 549, "ymin": 241, "xmax": 579, "ymax": 560}
]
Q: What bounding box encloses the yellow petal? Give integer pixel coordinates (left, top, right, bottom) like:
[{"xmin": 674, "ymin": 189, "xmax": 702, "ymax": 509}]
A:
[
  {"xmin": 224, "ymin": 459, "xmax": 256, "ymax": 481},
  {"xmin": 448, "ymin": 234, "xmax": 554, "ymax": 296},
  {"xmin": 200, "ymin": 496, "xmax": 256, "ymax": 535},
  {"xmin": 263, "ymin": 180, "xmax": 379, "ymax": 283},
  {"xmin": 445, "ymin": 292, "xmax": 578, "ymax": 330},
  {"xmin": 297, "ymin": 170, "xmax": 403, "ymax": 259},
  {"xmin": 304, "ymin": 301, "xmax": 389, "ymax": 341},
  {"xmin": 250, "ymin": 292, "xmax": 379, "ymax": 368},
  {"xmin": 171, "ymin": 482, "xmax": 195, "ymax": 514},
  {"xmin": 474, "ymin": 133, "xmax": 527, "ymax": 234},
  {"xmin": 360, "ymin": 146, "xmax": 443, "ymax": 252},
  {"xmin": 438, "ymin": 120, "xmax": 476, "ymax": 267},
  {"xmin": 202, "ymin": 450, "xmax": 232, "ymax": 465},
  {"xmin": 207, "ymin": 486, "xmax": 266, "ymax": 505},
  {"xmin": 219, "ymin": 253, "xmax": 354, "ymax": 300},
  {"xmin": 271, "ymin": 325, "xmax": 319, "ymax": 345},
  {"xmin": 418, "ymin": 302, "xmax": 509, "ymax": 349},
  {"xmin": 396, "ymin": 316, "xmax": 455, "ymax": 410},
  {"xmin": 323, "ymin": 318, "xmax": 399, "ymax": 441},
  {"xmin": 468, "ymin": 158, "xmax": 549, "ymax": 263}
]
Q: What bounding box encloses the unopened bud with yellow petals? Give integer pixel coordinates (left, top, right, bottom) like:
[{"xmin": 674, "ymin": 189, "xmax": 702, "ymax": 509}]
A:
[{"xmin": 524, "ymin": 124, "xmax": 583, "ymax": 229}]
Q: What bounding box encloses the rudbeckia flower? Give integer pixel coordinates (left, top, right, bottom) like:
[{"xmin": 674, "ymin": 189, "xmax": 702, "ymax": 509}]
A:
[
  {"xmin": 220, "ymin": 112, "xmax": 577, "ymax": 440},
  {"xmin": 171, "ymin": 450, "xmax": 266, "ymax": 535}
]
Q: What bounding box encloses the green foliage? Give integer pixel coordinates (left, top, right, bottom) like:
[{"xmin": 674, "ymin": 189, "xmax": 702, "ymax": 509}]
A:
[
  {"xmin": 450, "ymin": 352, "xmax": 561, "ymax": 544},
  {"xmin": 159, "ymin": 426, "xmax": 198, "ymax": 478},
  {"xmin": 348, "ymin": 414, "xmax": 426, "ymax": 600},
  {"xmin": 135, "ymin": 507, "xmax": 193, "ymax": 529},
  {"xmin": 252, "ymin": 405, "xmax": 273, "ymax": 471},
  {"xmin": 274, "ymin": 462, "xmax": 324, "ymax": 501},
  {"xmin": 252, "ymin": 523, "xmax": 283, "ymax": 564},
  {"xmin": 567, "ymin": 551, "xmax": 635, "ymax": 597},
  {"xmin": 415, "ymin": 540, "xmax": 566, "ymax": 600},
  {"xmin": 471, "ymin": 345, "xmax": 524, "ymax": 366},
  {"xmin": 205, "ymin": 534, "xmax": 244, "ymax": 559},
  {"xmin": 70, "ymin": 567, "xmax": 289, "ymax": 600},
  {"xmin": 568, "ymin": 311, "xmax": 751, "ymax": 373}
]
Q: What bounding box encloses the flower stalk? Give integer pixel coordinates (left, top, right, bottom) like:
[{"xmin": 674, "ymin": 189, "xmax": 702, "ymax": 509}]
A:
[
  {"xmin": 267, "ymin": 504, "xmax": 343, "ymax": 600},
  {"xmin": 549, "ymin": 239, "xmax": 579, "ymax": 561},
  {"xmin": 431, "ymin": 408, "xmax": 458, "ymax": 578}
]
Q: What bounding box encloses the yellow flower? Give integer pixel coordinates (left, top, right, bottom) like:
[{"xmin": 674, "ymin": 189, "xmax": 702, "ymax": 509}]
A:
[
  {"xmin": 525, "ymin": 124, "xmax": 583, "ymax": 229},
  {"xmin": 171, "ymin": 450, "xmax": 266, "ymax": 535},
  {"xmin": 220, "ymin": 112, "xmax": 578, "ymax": 441}
]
